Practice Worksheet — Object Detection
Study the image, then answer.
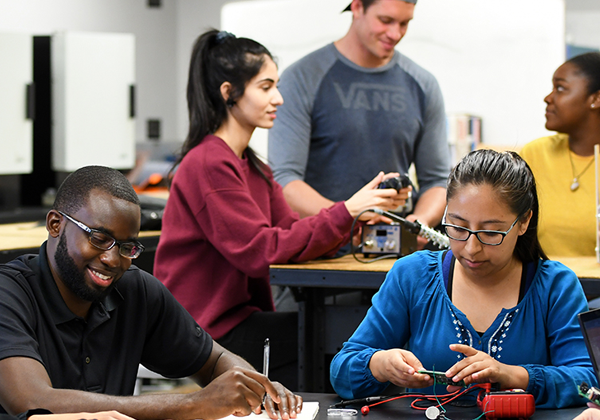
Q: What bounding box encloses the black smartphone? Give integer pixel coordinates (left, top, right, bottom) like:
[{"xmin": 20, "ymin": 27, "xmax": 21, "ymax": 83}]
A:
[{"xmin": 418, "ymin": 369, "xmax": 467, "ymax": 387}]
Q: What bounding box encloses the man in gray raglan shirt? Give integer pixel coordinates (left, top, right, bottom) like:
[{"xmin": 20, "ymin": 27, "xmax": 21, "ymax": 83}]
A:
[{"xmin": 269, "ymin": 0, "xmax": 450, "ymax": 242}]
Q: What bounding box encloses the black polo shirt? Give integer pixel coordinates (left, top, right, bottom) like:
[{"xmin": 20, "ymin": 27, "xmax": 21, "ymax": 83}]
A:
[{"xmin": 0, "ymin": 242, "xmax": 212, "ymax": 411}]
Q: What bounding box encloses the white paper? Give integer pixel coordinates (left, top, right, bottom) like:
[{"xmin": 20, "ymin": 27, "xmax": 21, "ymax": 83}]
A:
[{"xmin": 219, "ymin": 402, "xmax": 319, "ymax": 420}]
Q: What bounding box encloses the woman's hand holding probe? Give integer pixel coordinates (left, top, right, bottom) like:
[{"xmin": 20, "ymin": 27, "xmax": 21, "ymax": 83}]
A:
[
  {"xmin": 368, "ymin": 349, "xmax": 433, "ymax": 389},
  {"xmin": 445, "ymin": 344, "xmax": 529, "ymax": 392}
]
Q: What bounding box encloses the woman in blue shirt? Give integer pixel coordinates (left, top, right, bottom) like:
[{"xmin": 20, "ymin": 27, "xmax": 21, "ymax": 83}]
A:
[{"xmin": 330, "ymin": 149, "xmax": 595, "ymax": 408}]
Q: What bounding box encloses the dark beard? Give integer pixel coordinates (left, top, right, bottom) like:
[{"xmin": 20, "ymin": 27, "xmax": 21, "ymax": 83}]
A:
[{"xmin": 54, "ymin": 232, "xmax": 115, "ymax": 302}]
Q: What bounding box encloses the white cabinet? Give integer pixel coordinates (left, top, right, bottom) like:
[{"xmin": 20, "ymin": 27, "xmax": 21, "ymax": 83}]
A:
[
  {"xmin": 0, "ymin": 33, "xmax": 33, "ymax": 175},
  {"xmin": 51, "ymin": 32, "xmax": 135, "ymax": 171}
]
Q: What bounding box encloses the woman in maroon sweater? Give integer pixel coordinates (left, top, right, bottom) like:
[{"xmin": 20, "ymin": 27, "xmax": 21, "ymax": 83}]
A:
[{"xmin": 154, "ymin": 29, "xmax": 406, "ymax": 388}]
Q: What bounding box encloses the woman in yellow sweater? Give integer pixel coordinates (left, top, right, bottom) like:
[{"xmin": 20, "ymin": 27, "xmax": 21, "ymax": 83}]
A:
[{"xmin": 520, "ymin": 52, "xmax": 600, "ymax": 256}]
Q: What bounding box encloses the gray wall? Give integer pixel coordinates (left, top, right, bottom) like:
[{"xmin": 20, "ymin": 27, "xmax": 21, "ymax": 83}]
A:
[
  {"xmin": 0, "ymin": 0, "xmax": 598, "ymax": 210},
  {"xmin": 175, "ymin": 0, "xmax": 229, "ymax": 142},
  {"xmin": 0, "ymin": 0, "xmax": 223, "ymax": 144},
  {"xmin": 0, "ymin": 0, "xmax": 598, "ymax": 146}
]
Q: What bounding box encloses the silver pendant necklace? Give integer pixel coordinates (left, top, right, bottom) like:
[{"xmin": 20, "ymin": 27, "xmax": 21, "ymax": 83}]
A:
[{"xmin": 569, "ymin": 149, "xmax": 594, "ymax": 192}]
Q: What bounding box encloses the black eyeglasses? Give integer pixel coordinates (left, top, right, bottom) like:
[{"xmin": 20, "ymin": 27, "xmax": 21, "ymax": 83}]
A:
[
  {"xmin": 58, "ymin": 211, "xmax": 145, "ymax": 259},
  {"xmin": 441, "ymin": 209, "xmax": 521, "ymax": 246}
]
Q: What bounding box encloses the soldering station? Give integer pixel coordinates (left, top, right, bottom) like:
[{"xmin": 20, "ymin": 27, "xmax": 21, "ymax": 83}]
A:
[{"xmin": 351, "ymin": 175, "xmax": 450, "ymax": 263}]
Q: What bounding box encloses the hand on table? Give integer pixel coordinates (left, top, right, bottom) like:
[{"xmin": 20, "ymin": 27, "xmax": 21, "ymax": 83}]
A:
[
  {"xmin": 369, "ymin": 349, "xmax": 433, "ymax": 389},
  {"xmin": 263, "ymin": 381, "xmax": 303, "ymax": 420}
]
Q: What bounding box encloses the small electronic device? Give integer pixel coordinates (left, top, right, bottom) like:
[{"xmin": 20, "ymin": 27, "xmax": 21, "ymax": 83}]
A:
[
  {"xmin": 425, "ymin": 406, "xmax": 444, "ymax": 420},
  {"xmin": 418, "ymin": 369, "xmax": 467, "ymax": 387},
  {"xmin": 578, "ymin": 382, "xmax": 600, "ymax": 405},
  {"xmin": 326, "ymin": 408, "xmax": 358, "ymax": 417},
  {"xmin": 378, "ymin": 173, "xmax": 412, "ymax": 192},
  {"xmin": 369, "ymin": 210, "xmax": 450, "ymax": 249},
  {"xmin": 476, "ymin": 389, "xmax": 535, "ymax": 419},
  {"xmin": 360, "ymin": 209, "xmax": 450, "ymax": 258},
  {"xmin": 362, "ymin": 223, "xmax": 417, "ymax": 257},
  {"xmin": 577, "ymin": 308, "xmax": 600, "ymax": 404}
]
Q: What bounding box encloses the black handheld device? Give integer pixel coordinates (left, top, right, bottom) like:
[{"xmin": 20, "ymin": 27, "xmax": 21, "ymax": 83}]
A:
[
  {"xmin": 378, "ymin": 173, "xmax": 412, "ymax": 192},
  {"xmin": 418, "ymin": 369, "xmax": 467, "ymax": 387}
]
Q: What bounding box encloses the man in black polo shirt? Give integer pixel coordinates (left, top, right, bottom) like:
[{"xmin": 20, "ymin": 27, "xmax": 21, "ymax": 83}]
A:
[{"xmin": 0, "ymin": 166, "xmax": 302, "ymax": 420}]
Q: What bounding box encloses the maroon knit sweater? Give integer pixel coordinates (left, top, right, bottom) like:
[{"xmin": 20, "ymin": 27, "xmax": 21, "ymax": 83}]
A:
[{"xmin": 154, "ymin": 135, "xmax": 354, "ymax": 339}]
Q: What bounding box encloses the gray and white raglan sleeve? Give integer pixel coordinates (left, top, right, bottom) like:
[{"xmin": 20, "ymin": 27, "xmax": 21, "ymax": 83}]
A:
[{"xmin": 268, "ymin": 46, "xmax": 335, "ymax": 189}]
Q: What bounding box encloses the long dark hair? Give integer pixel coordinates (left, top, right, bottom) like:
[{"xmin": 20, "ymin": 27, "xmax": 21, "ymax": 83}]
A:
[
  {"xmin": 446, "ymin": 149, "xmax": 547, "ymax": 263},
  {"xmin": 170, "ymin": 29, "xmax": 273, "ymax": 184}
]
